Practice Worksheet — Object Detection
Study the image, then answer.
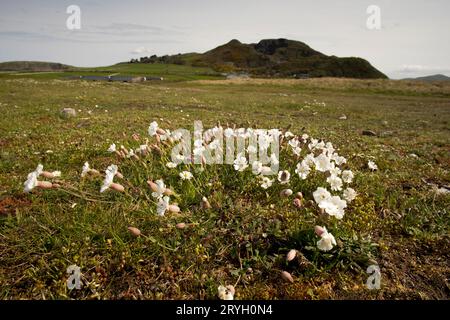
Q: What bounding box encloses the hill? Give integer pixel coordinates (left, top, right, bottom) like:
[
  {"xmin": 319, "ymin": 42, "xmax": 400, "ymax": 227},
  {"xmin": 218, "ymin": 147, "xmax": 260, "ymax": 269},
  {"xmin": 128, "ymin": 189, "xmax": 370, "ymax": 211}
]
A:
[
  {"xmin": 0, "ymin": 61, "xmax": 72, "ymax": 72},
  {"xmin": 132, "ymin": 38, "xmax": 387, "ymax": 79},
  {"xmin": 403, "ymin": 74, "xmax": 450, "ymax": 82}
]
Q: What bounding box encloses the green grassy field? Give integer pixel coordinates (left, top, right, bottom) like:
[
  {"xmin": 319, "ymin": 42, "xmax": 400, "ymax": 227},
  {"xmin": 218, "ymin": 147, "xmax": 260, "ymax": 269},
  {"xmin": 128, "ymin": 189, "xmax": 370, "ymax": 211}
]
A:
[
  {"xmin": 0, "ymin": 76, "xmax": 449, "ymax": 299},
  {"xmin": 0, "ymin": 63, "xmax": 224, "ymax": 81}
]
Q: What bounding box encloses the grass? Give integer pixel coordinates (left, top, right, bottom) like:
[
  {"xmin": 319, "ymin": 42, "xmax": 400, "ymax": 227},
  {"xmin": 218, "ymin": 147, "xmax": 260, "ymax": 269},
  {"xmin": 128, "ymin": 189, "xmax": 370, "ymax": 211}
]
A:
[
  {"xmin": 0, "ymin": 77, "xmax": 449, "ymax": 299},
  {"xmin": 0, "ymin": 63, "xmax": 224, "ymax": 81}
]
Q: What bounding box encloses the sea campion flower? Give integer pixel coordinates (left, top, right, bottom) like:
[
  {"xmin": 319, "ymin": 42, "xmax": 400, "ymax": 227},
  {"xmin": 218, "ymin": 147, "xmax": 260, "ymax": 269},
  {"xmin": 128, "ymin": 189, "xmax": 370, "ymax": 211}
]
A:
[
  {"xmin": 329, "ymin": 164, "xmax": 342, "ymax": 176},
  {"xmin": 260, "ymin": 176, "xmax": 273, "ymax": 189},
  {"xmin": 81, "ymin": 162, "xmax": 90, "ymax": 177},
  {"xmin": 233, "ymin": 153, "xmax": 248, "ymax": 172},
  {"xmin": 179, "ymin": 171, "xmax": 193, "ymax": 180},
  {"xmin": 295, "ymin": 161, "xmax": 310, "ymax": 180},
  {"xmin": 318, "ymin": 195, "xmax": 347, "ymax": 219},
  {"xmin": 148, "ymin": 121, "xmax": 159, "ymax": 136},
  {"xmin": 341, "ymin": 170, "xmax": 354, "ymax": 183},
  {"xmin": 313, "ymin": 187, "xmax": 331, "ymax": 204},
  {"xmin": 343, "ymin": 187, "xmax": 357, "ymax": 202},
  {"xmin": 23, "ymin": 171, "xmax": 53, "ymax": 193},
  {"xmin": 218, "ymin": 285, "xmax": 235, "ymax": 300},
  {"xmin": 316, "ymin": 226, "xmax": 337, "ymax": 251},
  {"xmin": 314, "ymin": 153, "xmax": 332, "ymax": 172},
  {"xmin": 368, "ymin": 160, "xmax": 378, "ymax": 171},
  {"xmin": 81, "ymin": 161, "xmax": 100, "ymax": 177},
  {"xmin": 313, "ymin": 187, "xmax": 347, "ymax": 219},
  {"xmin": 100, "ymin": 164, "xmax": 124, "ymax": 193},
  {"xmin": 326, "ymin": 175, "xmax": 343, "ymax": 191},
  {"xmin": 252, "ymin": 161, "xmax": 263, "ymax": 175},
  {"xmin": 150, "ymin": 179, "xmax": 167, "ymax": 199},
  {"xmin": 107, "ymin": 143, "xmax": 116, "ymax": 153},
  {"xmin": 157, "ymin": 196, "xmax": 170, "ymax": 216},
  {"xmin": 277, "ymin": 170, "xmax": 291, "ymax": 184}
]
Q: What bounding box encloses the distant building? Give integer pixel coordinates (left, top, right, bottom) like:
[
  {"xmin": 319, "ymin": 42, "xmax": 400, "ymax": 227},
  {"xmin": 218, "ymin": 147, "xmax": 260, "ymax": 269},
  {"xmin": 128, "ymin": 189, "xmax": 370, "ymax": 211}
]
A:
[{"xmin": 66, "ymin": 75, "xmax": 163, "ymax": 83}]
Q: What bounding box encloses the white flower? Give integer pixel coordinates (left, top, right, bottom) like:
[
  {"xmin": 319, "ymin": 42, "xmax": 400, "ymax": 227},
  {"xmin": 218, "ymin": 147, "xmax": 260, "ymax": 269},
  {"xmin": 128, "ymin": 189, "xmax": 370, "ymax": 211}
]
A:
[
  {"xmin": 326, "ymin": 175, "xmax": 343, "ymax": 191},
  {"xmin": 157, "ymin": 196, "xmax": 170, "ymax": 216},
  {"xmin": 166, "ymin": 162, "xmax": 177, "ymax": 169},
  {"xmin": 34, "ymin": 164, "xmax": 44, "ymax": 176},
  {"xmin": 23, "ymin": 172, "xmax": 38, "ymax": 193},
  {"xmin": 148, "ymin": 121, "xmax": 159, "ymax": 136},
  {"xmin": 325, "ymin": 142, "xmax": 335, "ymax": 156},
  {"xmin": 107, "ymin": 143, "xmax": 116, "ymax": 153},
  {"xmin": 288, "ymin": 139, "xmax": 299, "ymax": 149},
  {"xmin": 308, "ymin": 138, "xmax": 319, "ymax": 150},
  {"xmin": 100, "ymin": 164, "xmax": 118, "ymax": 193},
  {"xmin": 81, "ymin": 162, "xmax": 90, "ymax": 177},
  {"xmin": 252, "ymin": 161, "xmax": 263, "ymax": 175},
  {"xmin": 317, "ymin": 228, "xmax": 337, "ymax": 252},
  {"xmin": 318, "ymin": 195, "xmax": 347, "ymax": 219},
  {"xmin": 179, "ymin": 171, "xmax": 193, "ymax": 180},
  {"xmin": 329, "ymin": 163, "xmax": 342, "ymax": 176},
  {"xmin": 218, "ymin": 285, "xmax": 234, "ymax": 300},
  {"xmin": 341, "ymin": 170, "xmax": 354, "ymax": 183},
  {"xmin": 277, "ymin": 170, "xmax": 290, "ymax": 184},
  {"xmin": 301, "ymin": 133, "xmax": 309, "ymax": 142},
  {"xmin": 313, "ymin": 187, "xmax": 331, "ymax": 204},
  {"xmin": 343, "ymin": 187, "xmax": 357, "ymax": 202},
  {"xmin": 233, "ymin": 153, "xmax": 248, "ymax": 171},
  {"xmin": 314, "ymin": 153, "xmax": 332, "ymax": 172},
  {"xmin": 303, "ymin": 153, "xmax": 315, "ymax": 167},
  {"xmin": 368, "ymin": 160, "xmax": 378, "ymax": 171},
  {"xmin": 151, "ymin": 179, "xmax": 166, "ymax": 199},
  {"xmin": 332, "ymin": 154, "xmax": 347, "ymax": 166},
  {"xmin": 295, "ymin": 161, "xmax": 310, "ymax": 180},
  {"xmin": 160, "ymin": 129, "xmax": 171, "ymax": 141},
  {"xmin": 284, "ymin": 131, "xmax": 294, "ymax": 138},
  {"xmin": 260, "ymin": 176, "xmax": 273, "ymax": 189}
]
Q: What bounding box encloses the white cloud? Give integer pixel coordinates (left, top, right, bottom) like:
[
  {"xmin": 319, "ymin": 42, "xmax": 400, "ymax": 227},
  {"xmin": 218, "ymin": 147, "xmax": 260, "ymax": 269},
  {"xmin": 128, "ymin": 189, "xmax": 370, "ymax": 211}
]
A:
[{"xmin": 130, "ymin": 47, "xmax": 153, "ymax": 55}]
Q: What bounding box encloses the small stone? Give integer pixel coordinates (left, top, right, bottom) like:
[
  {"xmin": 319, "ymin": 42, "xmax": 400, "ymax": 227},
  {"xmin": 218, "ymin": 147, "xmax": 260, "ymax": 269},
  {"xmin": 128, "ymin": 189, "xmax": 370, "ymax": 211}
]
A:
[
  {"xmin": 339, "ymin": 115, "xmax": 347, "ymax": 120},
  {"xmin": 61, "ymin": 108, "xmax": 77, "ymax": 118}
]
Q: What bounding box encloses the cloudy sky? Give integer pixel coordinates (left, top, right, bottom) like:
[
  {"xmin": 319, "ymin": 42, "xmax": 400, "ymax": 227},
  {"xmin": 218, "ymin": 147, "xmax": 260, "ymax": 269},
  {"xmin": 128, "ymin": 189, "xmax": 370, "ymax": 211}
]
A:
[{"xmin": 0, "ymin": 0, "xmax": 449, "ymax": 79}]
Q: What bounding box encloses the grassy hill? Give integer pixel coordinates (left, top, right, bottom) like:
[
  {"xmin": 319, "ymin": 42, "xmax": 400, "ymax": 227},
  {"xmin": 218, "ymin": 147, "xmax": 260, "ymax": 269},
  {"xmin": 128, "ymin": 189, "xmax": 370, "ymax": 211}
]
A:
[
  {"xmin": 403, "ymin": 74, "xmax": 450, "ymax": 82},
  {"xmin": 0, "ymin": 61, "xmax": 72, "ymax": 72},
  {"xmin": 134, "ymin": 38, "xmax": 388, "ymax": 79}
]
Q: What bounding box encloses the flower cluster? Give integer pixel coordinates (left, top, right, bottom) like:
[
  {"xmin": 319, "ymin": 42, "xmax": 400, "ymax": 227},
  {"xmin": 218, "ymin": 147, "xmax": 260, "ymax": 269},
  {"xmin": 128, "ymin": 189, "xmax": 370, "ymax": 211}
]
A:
[{"xmin": 23, "ymin": 121, "xmax": 376, "ymax": 256}]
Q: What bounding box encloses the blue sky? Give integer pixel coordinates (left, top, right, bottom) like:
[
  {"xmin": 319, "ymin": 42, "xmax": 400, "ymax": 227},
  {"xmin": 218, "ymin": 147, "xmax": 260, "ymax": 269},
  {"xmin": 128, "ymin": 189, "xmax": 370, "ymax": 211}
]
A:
[{"xmin": 0, "ymin": 0, "xmax": 449, "ymax": 78}]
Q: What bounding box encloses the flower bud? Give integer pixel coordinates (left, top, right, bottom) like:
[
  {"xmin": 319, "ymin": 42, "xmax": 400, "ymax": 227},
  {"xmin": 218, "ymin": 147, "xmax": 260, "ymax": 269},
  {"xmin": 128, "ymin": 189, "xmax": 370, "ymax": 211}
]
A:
[
  {"xmin": 128, "ymin": 227, "xmax": 141, "ymax": 237},
  {"xmin": 314, "ymin": 225, "xmax": 326, "ymax": 236},
  {"xmin": 110, "ymin": 183, "xmax": 124, "ymax": 192}
]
